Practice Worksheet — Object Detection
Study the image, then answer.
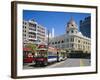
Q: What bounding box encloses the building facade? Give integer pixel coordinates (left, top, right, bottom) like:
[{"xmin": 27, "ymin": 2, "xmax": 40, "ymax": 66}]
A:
[
  {"xmin": 23, "ymin": 19, "xmax": 46, "ymax": 45},
  {"xmin": 49, "ymin": 17, "xmax": 91, "ymax": 54},
  {"xmin": 80, "ymin": 16, "xmax": 91, "ymax": 38}
]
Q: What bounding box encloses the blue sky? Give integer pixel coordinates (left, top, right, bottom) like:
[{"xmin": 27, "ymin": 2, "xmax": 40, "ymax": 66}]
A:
[{"xmin": 23, "ymin": 10, "xmax": 90, "ymax": 36}]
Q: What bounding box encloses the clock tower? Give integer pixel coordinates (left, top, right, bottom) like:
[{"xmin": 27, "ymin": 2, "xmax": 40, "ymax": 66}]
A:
[{"xmin": 66, "ymin": 17, "xmax": 78, "ymax": 35}]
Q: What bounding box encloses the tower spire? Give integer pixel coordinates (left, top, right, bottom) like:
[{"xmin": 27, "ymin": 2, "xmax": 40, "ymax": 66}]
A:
[
  {"xmin": 70, "ymin": 16, "xmax": 73, "ymax": 21},
  {"xmin": 66, "ymin": 17, "xmax": 78, "ymax": 34}
]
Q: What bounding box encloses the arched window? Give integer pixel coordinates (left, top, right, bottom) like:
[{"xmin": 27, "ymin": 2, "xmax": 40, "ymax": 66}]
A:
[
  {"xmin": 58, "ymin": 41, "xmax": 60, "ymax": 44},
  {"xmin": 71, "ymin": 30, "xmax": 74, "ymax": 33},
  {"xmin": 71, "ymin": 24, "xmax": 73, "ymax": 26},
  {"xmin": 61, "ymin": 40, "xmax": 64, "ymax": 43}
]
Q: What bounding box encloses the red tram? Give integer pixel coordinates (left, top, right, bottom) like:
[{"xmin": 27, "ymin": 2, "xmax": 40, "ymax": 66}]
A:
[{"xmin": 23, "ymin": 47, "xmax": 35, "ymax": 63}]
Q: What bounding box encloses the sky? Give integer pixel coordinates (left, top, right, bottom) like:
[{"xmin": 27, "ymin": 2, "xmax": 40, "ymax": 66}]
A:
[{"xmin": 23, "ymin": 10, "xmax": 90, "ymax": 36}]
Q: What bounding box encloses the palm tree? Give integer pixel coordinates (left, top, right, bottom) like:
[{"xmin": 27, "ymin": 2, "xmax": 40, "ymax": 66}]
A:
[{"xmin": 25, "ymin": 43, "xmax": 37, "ymax": 54}]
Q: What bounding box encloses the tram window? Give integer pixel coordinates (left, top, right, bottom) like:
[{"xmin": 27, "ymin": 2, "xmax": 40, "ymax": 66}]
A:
[
  {"xmin": 36, "ymin": 51, "xmax": 47, "ymax": 57},
  {"xmin": 48, "ymin": 52, "xmax": 52, "ymax": 55}
]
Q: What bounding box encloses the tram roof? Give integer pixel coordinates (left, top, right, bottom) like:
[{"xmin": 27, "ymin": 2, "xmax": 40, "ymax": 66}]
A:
[{"xmin": 23, "ymin": 48, "xmax": 31, "ymax": 51}]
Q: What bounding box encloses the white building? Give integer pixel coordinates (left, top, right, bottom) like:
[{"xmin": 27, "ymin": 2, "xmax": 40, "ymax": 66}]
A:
[
  {"xmin": 45, "ymin": 27, "xmax": 55, "ymax": 41},
  {"xmin": 49, "ymin": 17, "xmax": 91, "ymax": 54},
  {"xmin": 23, "ymin": 19, "xmax": 46, "ymax": 45}
]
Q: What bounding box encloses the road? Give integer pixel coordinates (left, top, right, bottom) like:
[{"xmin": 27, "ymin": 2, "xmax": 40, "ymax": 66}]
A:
[
  {"xmin": 23, "ymin": 58, "xmax": 91, "ymax": 69},
  {"xmin": 47, "ymin": 58, "xmax": 90, "ymax": 68}
]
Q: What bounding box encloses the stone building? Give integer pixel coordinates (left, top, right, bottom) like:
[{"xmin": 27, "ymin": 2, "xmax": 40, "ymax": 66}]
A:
[{"xmin": 49, "ymin": 17, "xmax": 91, "ymax": 55}]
